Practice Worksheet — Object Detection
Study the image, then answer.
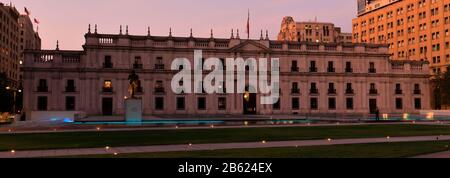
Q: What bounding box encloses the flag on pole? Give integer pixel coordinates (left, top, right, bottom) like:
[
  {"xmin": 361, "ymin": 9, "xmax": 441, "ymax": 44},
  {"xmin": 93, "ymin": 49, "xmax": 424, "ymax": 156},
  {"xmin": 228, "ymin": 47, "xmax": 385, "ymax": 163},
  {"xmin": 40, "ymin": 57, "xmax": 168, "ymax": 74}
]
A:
[
  {"xmin": 34, "ymin": 18, "xmax": 40, "ymax": 24},
  {"xmin": 24, "ymin": 7, "xmax": 30, "ymax": 16},
  {"xmin": 246, "ymin": 9, "xmax": 250, "ymax": 39}
]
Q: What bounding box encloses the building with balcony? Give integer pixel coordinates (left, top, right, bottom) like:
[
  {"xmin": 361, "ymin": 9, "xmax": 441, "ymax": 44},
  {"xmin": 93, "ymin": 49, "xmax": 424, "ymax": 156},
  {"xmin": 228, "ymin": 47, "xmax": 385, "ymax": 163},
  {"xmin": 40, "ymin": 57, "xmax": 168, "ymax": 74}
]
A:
[
  {"xmin": 21, "ymin": 25, "xmax": 431, "ymax": 120},
  {"xmin": 278, "ymin": 16, "xmax": 353, "ymax": 43}
]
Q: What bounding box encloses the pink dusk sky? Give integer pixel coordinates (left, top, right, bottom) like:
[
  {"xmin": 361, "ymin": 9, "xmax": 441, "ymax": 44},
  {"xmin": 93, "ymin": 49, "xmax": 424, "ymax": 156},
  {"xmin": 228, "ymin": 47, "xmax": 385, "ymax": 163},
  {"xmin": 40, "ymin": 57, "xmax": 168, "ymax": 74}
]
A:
[{"xmin": 10, "ymin": 0, "xmax": 356, "ymax": 50}]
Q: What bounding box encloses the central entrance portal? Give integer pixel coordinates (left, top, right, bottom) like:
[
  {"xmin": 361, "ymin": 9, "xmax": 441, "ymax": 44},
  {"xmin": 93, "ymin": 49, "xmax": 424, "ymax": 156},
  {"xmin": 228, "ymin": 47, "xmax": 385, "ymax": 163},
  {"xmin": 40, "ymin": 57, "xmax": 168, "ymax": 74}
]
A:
[
  {"xmin": 243, "ymin": 87, "xmax": 257, "ymax": 115},
  {"xmin": 102, "ymin": 97, "xmax": 113, "ymax": 116}
]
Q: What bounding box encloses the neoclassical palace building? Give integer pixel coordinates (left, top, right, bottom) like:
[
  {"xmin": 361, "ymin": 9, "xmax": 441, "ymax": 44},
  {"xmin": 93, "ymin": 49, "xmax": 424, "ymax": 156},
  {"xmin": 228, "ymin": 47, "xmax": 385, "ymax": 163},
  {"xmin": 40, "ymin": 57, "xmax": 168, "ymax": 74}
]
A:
[{"xmin": 22, "ymin": 26, "xmax": 431, "ymax": 119}]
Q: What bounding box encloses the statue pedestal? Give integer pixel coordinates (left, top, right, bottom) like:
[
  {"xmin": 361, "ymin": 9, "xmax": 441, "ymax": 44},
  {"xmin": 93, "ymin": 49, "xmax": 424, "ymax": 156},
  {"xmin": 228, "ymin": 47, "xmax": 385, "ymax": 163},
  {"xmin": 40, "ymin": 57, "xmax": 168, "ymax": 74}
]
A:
[{"xmin": 125, "ymin": 98, "xmax": 142, "ymax": 123}]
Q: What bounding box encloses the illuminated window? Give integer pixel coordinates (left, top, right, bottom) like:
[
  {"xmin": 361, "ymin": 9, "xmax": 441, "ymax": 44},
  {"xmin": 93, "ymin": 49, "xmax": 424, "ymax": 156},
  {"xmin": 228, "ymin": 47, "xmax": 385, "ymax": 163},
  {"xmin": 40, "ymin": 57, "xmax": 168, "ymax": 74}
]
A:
[
  {"xmin": 104, "ymin": 80, "xmax": 112, "ymax": 88},
  {"xmin": 103, "ymin": 80, "xmax": 113, "ymax": 92}
]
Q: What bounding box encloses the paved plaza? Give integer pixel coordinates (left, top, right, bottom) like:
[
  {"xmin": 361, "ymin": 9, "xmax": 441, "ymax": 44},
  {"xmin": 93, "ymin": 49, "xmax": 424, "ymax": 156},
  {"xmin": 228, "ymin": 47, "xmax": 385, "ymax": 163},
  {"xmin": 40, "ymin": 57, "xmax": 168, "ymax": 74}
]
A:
[{"xmin": 1, "ymin": 135, "xmax": 449, "ymax": 158}]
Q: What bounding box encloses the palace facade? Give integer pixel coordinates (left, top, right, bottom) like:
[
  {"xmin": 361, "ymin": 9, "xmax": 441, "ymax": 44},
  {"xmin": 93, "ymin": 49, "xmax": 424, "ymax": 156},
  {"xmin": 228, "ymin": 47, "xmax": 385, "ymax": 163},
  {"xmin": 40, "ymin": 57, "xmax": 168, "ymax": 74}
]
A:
[{"xmin": 22, "ymin": 26, "xmax": 431, "ymax": 119}]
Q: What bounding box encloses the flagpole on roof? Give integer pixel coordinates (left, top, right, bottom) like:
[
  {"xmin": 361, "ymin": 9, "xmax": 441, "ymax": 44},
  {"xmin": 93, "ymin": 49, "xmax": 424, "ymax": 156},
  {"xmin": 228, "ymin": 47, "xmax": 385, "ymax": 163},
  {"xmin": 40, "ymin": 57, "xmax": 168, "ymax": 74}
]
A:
[
  {"xmin": 247, "ymin": 9, "xmax": 250, "ymax": 39},
  {"xmin": 34, "ymin": 18, "xmax": 40, "ymax": 32},
  {"xmin": 24, "ymin": 7, "xmax": 30, "ymax": 16}
]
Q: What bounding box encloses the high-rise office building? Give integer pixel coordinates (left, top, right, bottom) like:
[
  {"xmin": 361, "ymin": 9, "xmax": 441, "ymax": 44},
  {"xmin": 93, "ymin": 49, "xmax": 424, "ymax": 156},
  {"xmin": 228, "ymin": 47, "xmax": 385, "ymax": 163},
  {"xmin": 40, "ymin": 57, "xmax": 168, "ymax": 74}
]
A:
[
  {"xmin": 352, "ymin": 0, "xmax": 450, "ymax": 74},
  {"xmin": 0, "ymin": 2, "xmax": 20, "ymax": 87}
]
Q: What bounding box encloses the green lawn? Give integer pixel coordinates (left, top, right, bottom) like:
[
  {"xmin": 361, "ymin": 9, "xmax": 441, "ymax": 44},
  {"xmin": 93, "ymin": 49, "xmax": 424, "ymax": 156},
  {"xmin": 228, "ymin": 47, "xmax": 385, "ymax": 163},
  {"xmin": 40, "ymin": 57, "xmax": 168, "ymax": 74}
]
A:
[
  {"xmin": 67, "ymin": 141, "xmax": 450, "ymax": 158},
  {"xmin": 2, "ymin": 124, "xmax": 450, "ymax": 151}
]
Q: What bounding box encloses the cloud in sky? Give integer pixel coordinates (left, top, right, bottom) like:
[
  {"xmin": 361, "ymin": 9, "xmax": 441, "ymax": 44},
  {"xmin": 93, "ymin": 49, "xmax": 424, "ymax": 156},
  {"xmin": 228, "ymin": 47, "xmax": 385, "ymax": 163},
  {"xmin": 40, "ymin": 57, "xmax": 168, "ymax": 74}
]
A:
[{"xmin": 10, "ymin": 0, "xmax": 356, "ymax": 49}]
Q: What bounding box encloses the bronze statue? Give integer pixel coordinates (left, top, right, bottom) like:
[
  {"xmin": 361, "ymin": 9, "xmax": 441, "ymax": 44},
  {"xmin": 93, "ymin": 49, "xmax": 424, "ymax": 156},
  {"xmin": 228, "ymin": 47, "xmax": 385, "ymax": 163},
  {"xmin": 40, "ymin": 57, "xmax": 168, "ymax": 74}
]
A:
[{"xmin": 128, "ymin": 70, "xmax": 139, "ymax": 98}]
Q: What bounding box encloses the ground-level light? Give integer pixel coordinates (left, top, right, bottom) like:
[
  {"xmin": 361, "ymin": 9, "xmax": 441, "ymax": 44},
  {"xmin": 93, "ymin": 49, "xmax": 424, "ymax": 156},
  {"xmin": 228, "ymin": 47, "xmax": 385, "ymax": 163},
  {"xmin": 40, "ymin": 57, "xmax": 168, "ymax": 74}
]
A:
[
  {"xmin": 403, "ymin": 113, "xmax": 409, "ymax": 120},
  {"xmin": 426, "ymin": 112, "xmax": 434, "ymax": 120}
]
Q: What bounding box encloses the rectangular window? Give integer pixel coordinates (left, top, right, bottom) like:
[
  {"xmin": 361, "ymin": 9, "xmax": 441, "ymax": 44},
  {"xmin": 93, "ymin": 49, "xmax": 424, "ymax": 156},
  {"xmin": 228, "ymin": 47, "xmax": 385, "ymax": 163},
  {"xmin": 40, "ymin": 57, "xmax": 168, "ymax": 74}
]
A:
[
  {"xmin": 328, "ymin": 83, "xmax": 336, "ymax": 94},
  {"xmin": 292, "ymin": 82, "xmax": 300, "ymax": 94},
  {"xmin": 414, "ymin": 98, "xmax": 422, "ymax": 109},
  {"xmin": 310, "ymin": 61, "xmax": 317, "ymax": 72},
  {"xmin": 346, "ymin": 98, "xmax": 354, "ymax": 110},
  {"xmin": 38, "ymin": 79, "xmax": 48, "ymax": 92},
  {"xmin": 310, "ymin": 83, "xmax": 318, "ymax": 94},
  {"xmin": 292, "ymin": 98, "xmax": 300, "ymax": 110},
  {"xmin": 65, "ymin": 96, "xmax": 75, "ymax": 111},
  {"xmin": 395, "ymin": 83, "xmax": 403, "ymax": 94},
  {"xmin": 37, "ymin": 96, "xmax": 48, "ymax": 111},
  {"xmin": 218, "ymin": 97, "xmax": 227, "ymax": 110},
  {"xmin": 273, "ymin": 98, "xmax": 281, "ymax": 110},
  {"xmin": 328, "ymin": 98, "xmax": 336, "ymax": 110},
  {"xmin": 345, "ymin": 62, "xmax": 353, "ymax": 73},
  {"xmin": 104, "ymin": 55, "xmax": 113, "ymax": 68},
  {"xmin": 414, "ymin": 84, "xmax": 421, "ymax": 94},
  {"xmin": 66, "ymin": 79, "xmax": 75, "ymax": 92},
  {"xmin": 369, "ymin": 62, "xmax": 376, "ymax": 73},
  {"xmin": 177, "ymin": 97, "xmax": 185, "ymax": 110},
  {"xmin": 155, "ymin": 81, "xmax": 164, "ymax": 93},
  {"xmin": 155, "ymin": 57, "xmax": 164, "ymax": 70},
  {"xmin": 133, "ymin": 56, "xmax": 143, "ymax": 69},
  {"xmin": 105, "ymin": 55, "xmax": 112, "ymax": 63},
  {"xmin": 291, "ymin": 61, "xmax": 299, "ymax": 72},
  {"xmin": 310, "ymin": 98, "xmax": 318, "ymax": 110},
  {"xmin": 327, "ymin": 61, "xmax": 335, "ymax": 72},
  {"xmin": 370, "ymin": 83, "xmax": 377, "ymax": 94},
  {"xmin": 198, "ymin": 97, "xmax": 206, "ymax": 110},
  {"xmin": 346, "ymin": 83, "xmax": 354, "ymax": 94},
  {"xmin": 155, "ymin": 97, "xmax": 164, "ymax": 110},
  {"xmin": 396, "ymin": 98, "xmax": 403, "ymax": 109}
]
